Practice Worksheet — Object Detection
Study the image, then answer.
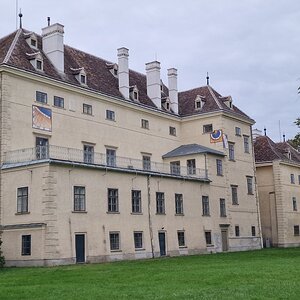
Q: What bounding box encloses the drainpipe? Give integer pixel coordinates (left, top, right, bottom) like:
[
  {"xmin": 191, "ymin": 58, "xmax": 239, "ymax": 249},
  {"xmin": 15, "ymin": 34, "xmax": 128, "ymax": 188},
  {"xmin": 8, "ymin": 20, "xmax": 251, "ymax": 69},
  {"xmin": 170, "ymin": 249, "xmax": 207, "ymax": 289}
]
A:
[
  {"xmin": 147, "ymin": 175, "xmax": 154, "ymax": 258},
  {"xmin": 204, "ymin": 154, "xmax": 208, "ymax": 178}
]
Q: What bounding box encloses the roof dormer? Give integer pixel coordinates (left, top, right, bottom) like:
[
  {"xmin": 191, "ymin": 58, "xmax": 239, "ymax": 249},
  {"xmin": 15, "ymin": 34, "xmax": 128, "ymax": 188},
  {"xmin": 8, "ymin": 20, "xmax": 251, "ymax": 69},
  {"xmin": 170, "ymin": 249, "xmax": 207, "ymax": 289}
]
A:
[
  {"xmin": 129, "ymin": 85, "xmax": 139, "ymax": 102},
  {"xmin": 195, "ymin": 95, "xmax": 205, "ymax": 110},
  {"xmin": 24, "ymin": 32, "xmax": 38, "ymax": 49},
  {"xmin": 221, "ymin": 96, "xmax": 233, "ymax": 109},
  {"xmin": 71, "ymin": 67, "xmax": 87, "ymax": 86},
  {"xmin": 162, "ymin": 97, "xmax": 171, "ymax": 111},
  {"xmin": 106, "ymin": 63, "xmax": 118, "ymax": 78},
  {"xmin": 26, "ymin": 52, "xmax": 43, "ymax": 71}
]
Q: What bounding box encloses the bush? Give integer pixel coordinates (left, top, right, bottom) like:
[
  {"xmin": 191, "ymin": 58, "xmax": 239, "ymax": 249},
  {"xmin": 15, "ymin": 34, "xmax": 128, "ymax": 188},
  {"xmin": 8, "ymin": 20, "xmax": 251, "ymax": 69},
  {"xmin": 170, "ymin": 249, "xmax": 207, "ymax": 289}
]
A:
[{"xmin": 0, "ymin": 234, "xmax": 5, "ymax": 268}]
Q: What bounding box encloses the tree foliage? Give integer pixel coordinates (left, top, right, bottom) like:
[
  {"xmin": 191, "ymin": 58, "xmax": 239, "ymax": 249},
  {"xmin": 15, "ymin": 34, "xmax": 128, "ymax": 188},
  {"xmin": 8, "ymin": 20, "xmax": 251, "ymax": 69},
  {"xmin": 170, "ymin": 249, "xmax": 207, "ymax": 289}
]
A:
[
  {"xmin": 290, "ymin": 118, "xmax": 300, "ymax": 148},
  {"xmin": 0, "ymin": 233, "xmax": 5, "ymax": 268}
]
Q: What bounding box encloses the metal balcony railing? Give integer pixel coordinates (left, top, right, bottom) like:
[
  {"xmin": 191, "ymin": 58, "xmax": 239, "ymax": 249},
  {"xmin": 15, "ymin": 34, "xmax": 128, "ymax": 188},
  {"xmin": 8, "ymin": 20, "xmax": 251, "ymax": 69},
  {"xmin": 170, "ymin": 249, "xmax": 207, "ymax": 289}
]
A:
[{"xmin": 3, "ymin": 145, "xmax": 208, "ymax": 179}]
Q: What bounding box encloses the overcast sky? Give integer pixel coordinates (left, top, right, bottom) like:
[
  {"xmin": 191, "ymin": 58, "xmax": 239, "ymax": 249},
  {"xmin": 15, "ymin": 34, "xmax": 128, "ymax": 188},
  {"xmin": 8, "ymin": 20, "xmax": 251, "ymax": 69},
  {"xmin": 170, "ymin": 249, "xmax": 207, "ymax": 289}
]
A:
[{"xmin": 1, "ymin": 0, "xmax": 300, "ymax": 142}]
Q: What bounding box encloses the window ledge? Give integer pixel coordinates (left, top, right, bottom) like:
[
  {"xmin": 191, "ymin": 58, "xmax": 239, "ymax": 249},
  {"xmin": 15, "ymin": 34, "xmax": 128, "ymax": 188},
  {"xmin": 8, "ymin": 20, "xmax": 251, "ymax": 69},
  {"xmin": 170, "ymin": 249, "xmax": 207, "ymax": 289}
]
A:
[
  {"xmin": 72, "ymin": 211, "xmax": 87, "ymax": 213},
  {"xmin": 135, "ymin": 248, "xmax": 145, "ymax": 251},
  {"xmin": 229, "ymin": 159, "xmax": 236, "ymax": 162},
  {"xmin": 110, "ymin": 249, "xmax": 122, "ymax": 253},
  {"xmin": 175, "ymin": 213, "xmax": 184, "ymax": 216},
  {"xmin": 206, "ymin": 244, "xmax": 214, "ymax": 247},
  {"xmin": 53, "ymin": 106, "xmax": 66, "ymax": 110},
  {"xmin": 217, "ymin": 174, "xmax": 224, "ymax": 177},
  {"xmin": 107, "ymin": 211, "xmax": 120, "ymax": 214},
  {"xmin": 179, "ymin": 246, "xmax": 187, "ymax": 249},
  {"xmin": 35, "ymin": 101, "xmax": 49, "ymax": 106},
  {"xmin": 105, "ymin": 118, "xmax": 116, "ymax": 122},
  {"xmin": 220, "ymin": 215, "xmax": 227, "ymax": 218},
  {"xmin": 156, "ymin": 213, "xmax": 166, "ymax": 215},
  {"xmin": 15, "ymin": 212, "xmax": 30, "ymax": 215},
  {"xmin": 131, "ymin": 212, "xmax": 143, "ymax": 215},
  {"xmin": 232, "ymin": 203, "xmax": 239, "ymax": 206},
  {"xmin": 82, "ymin": 113, "xmax": 94, "ymax": 117},
  {"xmin": 202, "ymin": 214, "xmax": 211, "ymax": 217},
  {"xmin": 248, "ymin": 193, "xmax": 254, "ymax": 195}
]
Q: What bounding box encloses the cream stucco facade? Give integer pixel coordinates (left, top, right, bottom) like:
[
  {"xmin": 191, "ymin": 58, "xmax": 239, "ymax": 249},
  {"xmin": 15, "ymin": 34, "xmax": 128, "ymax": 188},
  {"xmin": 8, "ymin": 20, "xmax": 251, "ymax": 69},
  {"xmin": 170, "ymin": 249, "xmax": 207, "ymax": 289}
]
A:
[{"xmin": 0, "ymin": 24, "xmax": 262, "ymax": 266}]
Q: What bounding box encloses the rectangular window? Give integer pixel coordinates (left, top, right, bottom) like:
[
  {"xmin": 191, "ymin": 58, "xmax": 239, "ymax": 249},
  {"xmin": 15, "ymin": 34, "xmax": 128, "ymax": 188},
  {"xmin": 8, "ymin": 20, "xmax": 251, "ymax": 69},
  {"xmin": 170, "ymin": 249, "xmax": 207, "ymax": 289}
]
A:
[
  {"xmin": 187, "ymin": 159, "xmax": 196, "ymax": 175},
  {"xmin": 298, "ymin": 175, "xmax": 300, "ymax": 185},
  {"xmin": 17, "ymin": 187, "xmax": 28, "ymax": 213},
  {"xmin": 229, "ymin": 143, "xmax": 235, "ymax": 161},
  {"xmin": 216, "ymin": 159, "xmax": 223, "ymax": 176},
  {"xmin": 243, "ymin": 136, "xmax": 250, "ymax": 153},
  {"xmin": 83, "ymin": 103, "xmax": 92, "ymax": 115},
  {"xmin": 231, "ymin": 185, "xmax": 238, "ymax": 205},
  {"xmin": 36, "ymin": 60, "xmax": 42, "ymax": 70},
  {"xmin": 235, "ymin": 225, "xmax": 240, "ymax": 237},
  {"xmin": 220, "ymin": 198, "xmax": 226, "ymax": 217},
  {"xmin": 142, "ymin": 155, "xmax": 151, "ymax": 171},
  {"xmin": 293, "ymin": 197, "xmax": 297, "ymax": 211},
  {"xmin": 202, "ymin": 196, "xmax": 210, "ymax": 216},
  {"xmin": 53, "ymin": 96, "xmax": 64, "ymax": 108},
  {"xmin": 141, "ymin": 119, "xmax": 149, "ymax": 129},
  {"xmin": 169, "ymin": 126, "xmax": 176, "ymax": 136},
  {"xmin": 291, "ymin": 174, "xmax": 295, "ymax": 184},
  {"xmin": 109, "ymin": 232, "xmax": 120, "ymax": 250},
  {"xmin": 156, "ymin": 192, "xmax": 165, "ymax": 214},
  {"xmin": 74, "ymin": 186, "xmax": 86, "ymax": 211},
  {"xmin": 203, "ymin": 124, "xmax": 213, "ymax": 133},
  {"xmin": 106, "ymin": 148, "xmax": 116, "ymax": 167},
  {"xmin": 175, "ymin": 193, "xmax": 183, "ymax": 215},
  {"xmin": 106, "ymin": 109, "xmax": 115, "ymax": 121},
  {"xmin": 247, "ymin": 176, "xmax": 253, "ymax": 195},
  {"xmin": 21, "ymin": 235, "xmax": 31, "ymax": 256},
  {"xmin": 108, "ymin": 188, "xmax": 119, "ymax": 212},
  {"xmin": 83, "ymin": 145, "xmax": 94, "ymax": 164},
  {"xmin": 132, "ymin": 190, "xmax": 141, "ymax": 213},
  {"xmin": 235, "ymin": 127, "xmax": 241, "ymax": 136},
  {"xmin": 251, "ymin": 226, "xmax": 256, "ymax": 237},
  {"xmin": 80, "ymin": 74, "xmax": 86, "ymax": 84},
  {"xmin": 177, "ymin": 231, "xmax": 185, "ymax": 247},
  {"xmin": 294, "ymin": 225, "xmax": 299, "ymax": 236},
  {"xmin": 205, "ymin": 231, "xmax": 212, "ymax": 245},
  {"xmin": 170, "ymin": 161, "xmax": 181, "ymax": 175},
  {"xmin": 134, "ymin": 232, "xmax": 143, "ymax": 249},
  {"xmin": 36, "ymin": 91, "xmax": 47, "ymax": 104}
]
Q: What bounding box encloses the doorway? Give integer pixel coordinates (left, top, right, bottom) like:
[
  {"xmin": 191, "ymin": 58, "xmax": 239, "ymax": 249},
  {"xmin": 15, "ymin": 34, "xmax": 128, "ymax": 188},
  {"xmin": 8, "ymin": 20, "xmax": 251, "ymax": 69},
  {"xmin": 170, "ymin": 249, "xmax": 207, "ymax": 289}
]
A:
[
  {"xmin": 75, "ymin": 234, "xmax": 85, "ymax": 263},
  {"xmin": 221, "ymin": 230, "xmax": 229, "ymax": 252},
  {"xmin": 36, "ymin": 137, "xmax": 49, "ymax": 159},
  {"xmin": 158, "ymin": 232, "xmax": 166, "ymax": 256}
]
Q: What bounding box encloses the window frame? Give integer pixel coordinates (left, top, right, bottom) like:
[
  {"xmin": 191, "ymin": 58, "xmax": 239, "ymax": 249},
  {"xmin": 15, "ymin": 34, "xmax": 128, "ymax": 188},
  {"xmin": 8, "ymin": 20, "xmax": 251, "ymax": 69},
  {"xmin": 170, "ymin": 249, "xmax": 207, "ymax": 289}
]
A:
[
  {"xmin": 294, "ymin": 225, "xmax": 300, "ymax": 236},
  {"xmin": 177, "ymin": 231, "xmax": 186, "ymax": 247},
  {"xmin": 216, "ymin": 159, "xmax": 223, "ymax": 176},
  {"xmin": 53, "ymin": 96, "xmax": 64, "ymax": 108},
  {"xmin": 133, "ymin": 231, "xmax": 143, "ymax": 249},
  {"xmin": 246, "ymin": 176, "xmax": 254, "ymax": 195},
  {"xmin": 203, "ymin": 124, "xmax": 213, "ymax": 134},
  {"xmin": 187, "ymin": 159, "xmax": 196, "ymax": 175},
  {"xmin": 293, "ymin": 197, "xmax": 297, "ymax": 211},
  {"xmin": 106, "ymin": 109, "xmax": 115, "ymax": 121},
  {"xmin": 83, "ymin": 103, "xmax": 92, "ymax": 115},
  {"xmin": 169, "ymin": 126, "xmax": 176, "ymax": 136},
  {"xmin": 106, "ymin": 148, "xmax": 116, "ymax": 167},
  {"xmin": 251, "ymin": 226, "xmax": 256, "ymax": 237},
  {"xmin": 291, "ymin": 174, "xmax": 295, "ymax": 184},
  {"xmin": 83, "ymin": 144, "xmax": 94, "ymax": 164},
  {"xmin": 141, "ymin": 119, "xmax": 149, "ymax": 129},
  {"xmin": 109, "ymin": 232, "xmax": 120, "ymax": 251},
  {"xmin": 17, "ymin": 187, "xmax": 29, "ymax": 214},
  {"xmin": 132, "ymin": 190, "xmax": 142, "ymax": 213},
  {"xmin": 170, "ymin": 161, "xmax": 181, "ymax": 175},
  {"xmin": 228, "ymin": 142, "xmax": 235, "ymax": 161},
  {"xmin": 36, "ymin": 91, "xmax": 47, "ymax": 104},
  {"xmin": 21, "ymin": 235, "xmax": 31, "ymax": 256},
  {"xmin": 202, "ymin": 196, "xmax": 210, "ymax": 216},
  {"xmin": 108, "ymin": 188, "xmax": 119, "ymax": 213},
  {"xmin": 175, "ymin": 193, "xmax": 183, "ymax": 215},
  {"xmin": 156, "ymin": 192, "xmax": 165, "ymax": 214},
  {"xmin": 235, "ymin": 225, "xmax": 240, "ymax": 237},
  {"xmin": 204, "ymin": 231, "xmax": 212, "ymax": 245},
  {"xmin": 220, "ymin": 198, "xmax": 226, "ymax": 217},
  {"xmin": 73, "ymin": 186, "xmax": 86, "ymax": 212},
  {"xmin": 235, "ymin": 127, "xmax": 241, "ymax": 136},
  {"xmin": 243, "ymin": 135, "xmax": 250, "ymax": 153},
  {"xmin": 231, "ymin": 185, "xmax": 238, "ymax": 205},
  {"xmin": 142, "ymin": 155, "xmax": 151, "ymax": 171}
]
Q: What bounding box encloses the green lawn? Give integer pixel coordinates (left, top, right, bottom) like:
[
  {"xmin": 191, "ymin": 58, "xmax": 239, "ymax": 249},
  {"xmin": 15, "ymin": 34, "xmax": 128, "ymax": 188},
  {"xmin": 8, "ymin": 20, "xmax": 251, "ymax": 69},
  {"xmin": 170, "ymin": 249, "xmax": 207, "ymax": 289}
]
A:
[{"xmin": 0, "ymin": 248, "xmax": 300, "ymax": 299}]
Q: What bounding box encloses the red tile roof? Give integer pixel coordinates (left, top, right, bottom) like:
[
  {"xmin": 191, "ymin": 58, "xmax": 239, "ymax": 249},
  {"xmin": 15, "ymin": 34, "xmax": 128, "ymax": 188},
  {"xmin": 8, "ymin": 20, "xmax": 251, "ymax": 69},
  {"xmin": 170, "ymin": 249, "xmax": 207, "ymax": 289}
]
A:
[
  {"xmin": 254, "ymin": 135, "xmax": 300, "ymax": 164},
  {"xmin": 0, "ymin": 28, "xmax": 253, "ymax": 121}
]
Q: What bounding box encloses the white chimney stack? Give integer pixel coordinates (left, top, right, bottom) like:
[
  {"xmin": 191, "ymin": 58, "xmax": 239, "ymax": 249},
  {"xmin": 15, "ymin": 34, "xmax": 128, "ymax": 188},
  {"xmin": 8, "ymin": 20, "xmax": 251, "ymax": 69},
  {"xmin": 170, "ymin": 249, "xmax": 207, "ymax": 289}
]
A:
[
  {"xmin": 168, "ymin": 68, "xmax": 178, "ymax": 114},
  {"xmin": 42, "ymin": 23, "xmax": 64, "ymax": 73},
  {"xmin": 117, "ymin": 47, "xmax": 129, "ymax": 99},
  {"xmin": 146, "ymin": 61, "xmax": 161, "ymax": 109}
]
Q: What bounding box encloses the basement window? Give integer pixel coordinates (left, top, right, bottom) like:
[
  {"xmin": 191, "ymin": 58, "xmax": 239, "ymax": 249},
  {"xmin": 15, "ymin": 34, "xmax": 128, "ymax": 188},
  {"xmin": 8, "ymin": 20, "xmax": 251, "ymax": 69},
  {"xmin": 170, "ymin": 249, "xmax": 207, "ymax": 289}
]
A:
[{"xmin": 294, "ymin": 225, "xmax": 300, "ymax": 236}]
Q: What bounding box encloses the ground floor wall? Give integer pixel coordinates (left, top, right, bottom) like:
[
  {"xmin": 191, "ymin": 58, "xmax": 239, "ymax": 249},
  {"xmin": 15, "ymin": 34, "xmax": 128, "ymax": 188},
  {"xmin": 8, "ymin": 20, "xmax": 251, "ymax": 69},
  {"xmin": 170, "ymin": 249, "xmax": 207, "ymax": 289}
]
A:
[{"xmin": 1, "ymin": 163, "xmax": 262, "ymax": 266}]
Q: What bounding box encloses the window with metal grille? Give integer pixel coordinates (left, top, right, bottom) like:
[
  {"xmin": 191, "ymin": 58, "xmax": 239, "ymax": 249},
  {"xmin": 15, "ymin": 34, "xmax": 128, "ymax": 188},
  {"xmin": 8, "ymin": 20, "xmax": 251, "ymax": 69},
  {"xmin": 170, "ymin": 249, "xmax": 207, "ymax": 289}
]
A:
[
  {"xmin": 134, "ymin": 232, "xmax": 143, "ymax": 249},
  {"xmin": 216, "ymin": 159, "xmax": 223, "ymax": 176},
  {"xmin": 175, "ymin": 193, "xmax": 183, "ymax": 215},
  {"xmin": 54, "ymin": 96, "xmax": 64, "ymax": 108},
  {"xmin": 21, "ymin": 235, "xmax": 31, "ymax": 256},
  {"xmin": 83, "ymin": 103, "xmax": 92, "ymax": 115},
  {"xmin": 132, "ymin": 190, "xmax": 141, "ymax": 213},
  {"xmin": 109, "ymin": 232, "xmax": 120, "ymax": 250},
  {"xmin": 74, "ymin": 186, "xmax": 86, "ymax": 211},
  {"xmin": 231, "ymin": 185, "xmax": 238, "ymax": 205},
  {"xmin": 36, "ymin": 91, "xmax": 47, "ymax": 104},
  {"xmin": 220, "ymin": 198, "xmax": 226, "ymax": 217},
  {"xmin": 108, "ymin": 188, "xmax": 118, "ymax": 212},
  {"xmin": 156, "ymin": 192, "xmax": 165, "ymax": 214},
  {"xmin": 17, "ymin": 187, "xmax": 28, "ymax": 213},
  {"xmin": 202, "ymin": 196, "xmax": 210, "ymax": 216},
  {"xmin": 177, "ymin": 231, "xmax": 185, "ymax": 247}
]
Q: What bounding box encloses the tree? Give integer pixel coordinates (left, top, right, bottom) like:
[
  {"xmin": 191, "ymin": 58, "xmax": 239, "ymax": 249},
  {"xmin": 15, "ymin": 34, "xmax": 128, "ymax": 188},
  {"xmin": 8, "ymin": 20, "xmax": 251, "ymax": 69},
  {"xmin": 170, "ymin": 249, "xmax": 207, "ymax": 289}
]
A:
[
  {"xmin": 0, "ymin": 233, "xmax": 5, "ymax": 268},
  {"xmin": 289, "ymin": 118, "xmax": 300, "ymax": 148}
]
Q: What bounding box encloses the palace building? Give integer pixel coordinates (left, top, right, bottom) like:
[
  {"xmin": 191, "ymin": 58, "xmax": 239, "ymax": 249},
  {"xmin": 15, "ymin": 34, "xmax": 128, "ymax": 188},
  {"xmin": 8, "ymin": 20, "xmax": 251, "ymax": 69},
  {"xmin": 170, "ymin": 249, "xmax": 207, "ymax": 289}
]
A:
[{"xmin": 0, "ymin": 22, "xmax": 261, "ymax": 266}]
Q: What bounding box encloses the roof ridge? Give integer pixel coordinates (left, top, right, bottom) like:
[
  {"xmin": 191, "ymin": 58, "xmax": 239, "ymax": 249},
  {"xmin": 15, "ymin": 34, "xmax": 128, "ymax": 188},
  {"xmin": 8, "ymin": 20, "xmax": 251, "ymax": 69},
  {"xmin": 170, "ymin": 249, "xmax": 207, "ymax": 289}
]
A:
[
  {"xmin": 266, "ymin": 136, "xmax": 282, "ymax": 159},
  {"xmin": 3, "ymin": 29, "xmax": 22, "ymax": 64},
  {"xmin": 179, "ymin": 86, "xmax": 207, "ymax": 94},
  {"xmin": 207, "ymin": 85, "xmax": 223, "ymax": 109}
]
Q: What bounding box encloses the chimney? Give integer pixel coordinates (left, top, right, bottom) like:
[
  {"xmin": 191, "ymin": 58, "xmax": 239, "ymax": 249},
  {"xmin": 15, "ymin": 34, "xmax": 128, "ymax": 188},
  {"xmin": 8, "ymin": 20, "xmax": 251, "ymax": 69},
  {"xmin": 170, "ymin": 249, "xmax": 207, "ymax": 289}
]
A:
[
  {"xmin": 146, "ymin": 61, "xmax": 161, "ymax": 109},
  {"xmin": 168, "ymin": 68, "xmax": 178, "ymax": 114},
  {"xmin": 117, "ymin": 47, "xmax": 129, "ymax": 99},
  {"xmin": 42, "ymin": 23, "xmax": 64, "ymax": 73}
]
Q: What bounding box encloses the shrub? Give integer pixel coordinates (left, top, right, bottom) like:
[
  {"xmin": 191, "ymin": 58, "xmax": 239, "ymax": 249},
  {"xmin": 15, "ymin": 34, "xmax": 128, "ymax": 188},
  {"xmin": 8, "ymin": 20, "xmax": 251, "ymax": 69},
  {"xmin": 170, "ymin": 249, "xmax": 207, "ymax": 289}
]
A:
[{"xmin": 0, "ymin": 233, "xmax": 5, "ymax": 268}]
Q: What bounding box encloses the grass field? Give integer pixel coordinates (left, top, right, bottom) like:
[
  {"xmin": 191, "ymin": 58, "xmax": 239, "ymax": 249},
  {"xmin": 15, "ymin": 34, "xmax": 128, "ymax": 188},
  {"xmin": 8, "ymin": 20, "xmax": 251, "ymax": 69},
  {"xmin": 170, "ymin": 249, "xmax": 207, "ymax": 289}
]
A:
[{"xmin": 0, "ymin": 248, "xmax": 300, "ymax": 299}]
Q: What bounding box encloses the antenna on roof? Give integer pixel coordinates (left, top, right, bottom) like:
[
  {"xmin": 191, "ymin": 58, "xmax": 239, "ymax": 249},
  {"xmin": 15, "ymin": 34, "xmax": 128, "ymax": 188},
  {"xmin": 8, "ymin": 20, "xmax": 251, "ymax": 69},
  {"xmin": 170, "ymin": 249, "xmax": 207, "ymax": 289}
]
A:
[
  {"xmin": 18, "ymin": 9, "xmax": 23, "ymax": 29},
  {"xmin": 283, "ymin": 133, "xmax": 286, "ymax": 142},
  {"xmin": 47, "ymin": 17, "xmax": 51, "ymax": 26},
  {"xmin": 206, "ymin": 72, "xmax": 209, "ymax": 85},
  {"xmin": 264, "ymin": 127, "xmax": 267, "ymax": 136},
  {"xmin": 15, "ymin": 0, "xmax": 18, "ymax": 29}
]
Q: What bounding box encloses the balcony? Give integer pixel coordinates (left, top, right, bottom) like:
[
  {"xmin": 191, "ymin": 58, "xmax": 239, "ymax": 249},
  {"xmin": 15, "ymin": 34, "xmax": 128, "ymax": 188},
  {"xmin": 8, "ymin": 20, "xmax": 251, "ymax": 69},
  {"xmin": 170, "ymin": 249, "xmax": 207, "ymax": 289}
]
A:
[{"xmin": 2, "ymin": 145, "xmax": 209, "ymax": 181}]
